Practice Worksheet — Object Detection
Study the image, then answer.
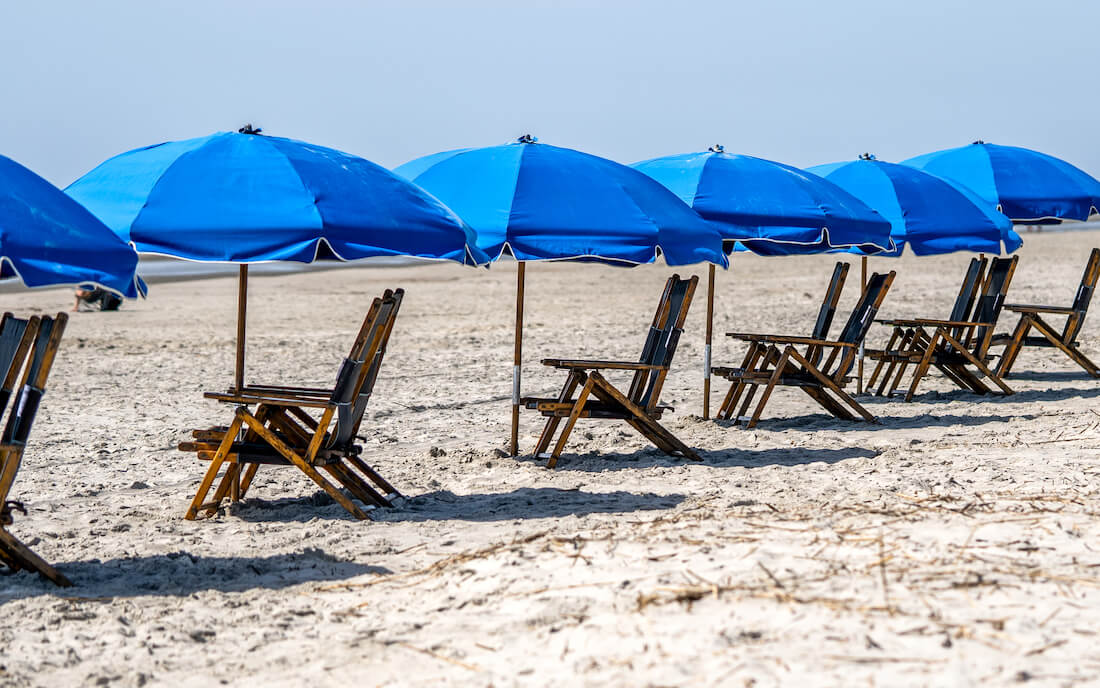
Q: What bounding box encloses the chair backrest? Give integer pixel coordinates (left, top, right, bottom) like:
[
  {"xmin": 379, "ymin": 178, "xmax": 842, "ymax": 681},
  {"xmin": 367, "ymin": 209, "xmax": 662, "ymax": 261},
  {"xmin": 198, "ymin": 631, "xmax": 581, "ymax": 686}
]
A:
[
  {"xmin": 948, "ymin": 257, "xmax": 987, "ymax": 322},
  {"xmin": 2, "ymin": 314, "xmax": 67, "ymax": 447},
  {"xmin": 970, "ymin": 256, "xmax": 1017, "ymax": 352},
  {"xmin": 1063, "ymin": 248, "xmax": 1100, "ymax": 343},
  {"xmin": 327, "ymin": 289, "xmax": 404, "ymax": 448},
  {"xmin": 0, "ymin": 314, "xmax": 40, "ymax": 420},
  {"xmin": 628, "ymin": 274, "xmax": 698, "ymax": 411},
  {"xmin": 827, "ymin": 271, "xmax": 895, "ymax": 380},
  {"xmin": 811, "ymin": 262, "xmax": 850, "ymax": 340},
  {"xmin": 837, "ymin": 271, "xmax": 895, "ymax": 346}
]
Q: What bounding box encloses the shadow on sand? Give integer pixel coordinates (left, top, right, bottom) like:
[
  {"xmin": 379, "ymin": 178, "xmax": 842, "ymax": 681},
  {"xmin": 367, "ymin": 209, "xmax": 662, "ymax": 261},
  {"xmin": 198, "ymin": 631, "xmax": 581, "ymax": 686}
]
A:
[
  {"xmin": 227, "ymin": 486, "xmax": 686, "ymax": 524},
  {"xmin": 519, "ymin": 444, "xmax": 880, "ymax": 472},
  {"xmin": 0, "ymin": 547, "xmax": 388, "ymax": 598}
]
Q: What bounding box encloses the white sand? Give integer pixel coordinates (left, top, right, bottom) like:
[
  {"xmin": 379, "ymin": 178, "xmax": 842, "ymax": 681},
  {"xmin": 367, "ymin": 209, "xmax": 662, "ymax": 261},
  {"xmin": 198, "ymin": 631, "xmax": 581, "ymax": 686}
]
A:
[{"xmin": 1, "ymin": 230, "xmax": 1098, "ymax": 687}]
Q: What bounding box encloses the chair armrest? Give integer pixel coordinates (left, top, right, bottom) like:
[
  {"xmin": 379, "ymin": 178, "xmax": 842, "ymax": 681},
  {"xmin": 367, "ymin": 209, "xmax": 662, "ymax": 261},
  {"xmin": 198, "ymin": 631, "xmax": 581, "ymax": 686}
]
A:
[
  {"xmin": 726, "ymin": 334, "xmax": 855, "ymax": 348},
  {"xmin": 725, "ymin": 332, "xmax": 792, "ymax": 342},
  {"xmin": 204, "ymin": 391, "xmax": 332, "ymax": 408},
  {"xmin": 241, "ymin": 383, "xmax": 333, "ymax": 395},
  {"xmin": 1003, "ymin": 303, "xmax": 1075, "ymax": 315},
  {"xmin": 886, "ymin": 318, "xmax": 994, "ymax": 328},
  {"xmin": 541, "ymin": 359, "xmax": 666, "ymax": 370}
]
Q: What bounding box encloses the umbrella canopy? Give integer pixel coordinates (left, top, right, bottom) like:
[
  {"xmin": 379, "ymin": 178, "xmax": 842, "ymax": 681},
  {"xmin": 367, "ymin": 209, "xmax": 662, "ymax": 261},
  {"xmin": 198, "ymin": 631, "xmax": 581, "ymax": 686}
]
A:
[
  {"xmin": 0, "ymin": 155, "xmax": 143, "ymax": 298},
  {"xmin": 394, "ymin": 136, "xmax": 727, "ymax": 266},
  {"xmin": 66, "ymin": 126, "xmax": 488, "ymax": 393},
  {"xmin": 902, "ymin": 141, "xmax": 1100, "ymax": 223},
  {"xmin": 396, "ymin": 135, "xmax": 727, "ymax": 455},
  {"xmin": 66, "ymin": 128, "xmax": 487, "ymax": 265},
  {"xmin": 632, "ymin": 146, "xmax": 893, "ymax": 255},
  {"xmin": 809, "ymin": 155, "xmax": 1022, "ymax": 256}
]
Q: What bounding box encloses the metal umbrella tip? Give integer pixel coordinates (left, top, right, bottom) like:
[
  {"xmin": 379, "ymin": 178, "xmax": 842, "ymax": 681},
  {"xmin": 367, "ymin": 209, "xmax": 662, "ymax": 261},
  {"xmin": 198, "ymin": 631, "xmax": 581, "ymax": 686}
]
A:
[
  {"xmin": 708, "ymin": 144, "xmax": 725, "ymax": 153},
  {"xmin": 517, "ymin": 134, "xmax": 538, "ymax": 144},
  {"xmin": 238, "ymin": 124, "xmax": 263, "ymax": 135}
]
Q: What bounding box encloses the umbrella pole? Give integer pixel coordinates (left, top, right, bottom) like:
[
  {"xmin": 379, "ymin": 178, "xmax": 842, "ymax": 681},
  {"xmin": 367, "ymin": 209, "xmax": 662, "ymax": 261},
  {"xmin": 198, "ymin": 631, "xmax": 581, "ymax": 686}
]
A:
[
  {"xmin": 510, "ymin": 261, "xmax": 526, "ymax": 456},
  {"xmin": 857, "ymin": 256, "xmax": 867, "ymax": 395},
  {"xmin": 703, "ymin": 263, "xmax": 715, "ymax": 419},
  {"xmin": 235, "ymin": 264, "xmax": 248, "ymax": 393}
]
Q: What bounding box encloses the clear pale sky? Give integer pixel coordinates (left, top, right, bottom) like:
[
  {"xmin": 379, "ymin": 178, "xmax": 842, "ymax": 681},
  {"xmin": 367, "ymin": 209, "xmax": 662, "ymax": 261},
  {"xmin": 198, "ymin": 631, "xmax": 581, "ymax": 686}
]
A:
[{"xmin": 3, "ymin": 0, "xmax": 1097, "ymax": 187}]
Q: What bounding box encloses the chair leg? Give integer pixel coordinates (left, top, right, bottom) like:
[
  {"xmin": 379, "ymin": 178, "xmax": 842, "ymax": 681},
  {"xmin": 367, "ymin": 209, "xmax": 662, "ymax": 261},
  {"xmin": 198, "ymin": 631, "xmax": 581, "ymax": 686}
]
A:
[
  {"xmin": 587, "ymin": 372, "xmax": 701, "ymax": 461},
  {"xmin": 904, "ymin": 330, "xmax": 941, "ymax": 402},
  {"xmin": 0, "ymin": 528, "xmax": 72, "ymax": 587},
  {"xmin": 866, "ymin": 328, "xmax": 901, "ymax": 390},
  {"xmin": 185, "ymin": 413, "xmax": 244, "ymax": 520},
  {"xmin": 877, "ymin": 329, "xmax": 916, "ymax": 397},
  {"xmin": 786, "ymin": 348, "xmax": 876, "ymax": 423},
  {"xmin": 996, "ymin": 316, "xmax": 1031, "ymax": 378},
  {"xmin": 345, "ymin": 454, "xmax": 401, "ymax": 501},
  {"xmin": 938, "ymin": 330, "xmax": 1014, "ymax": 396},
  {"xmin": 745, "ymin": 347, "xmax": 791, "ymax": 429},
  {"xmin": 717, "ymin": 343, "xmax": 765, "ymax": 421},
  {"xmin": 0, "ymin": 447, "xmax": 24, "ymax": 507},
  {"xmin": 1029, "ymin": 314, "xmax": 1100, "ymax": 377},
  {"xmin": 547, "ymin": 375, "xmax": 596, "ymax": 469},
  {"xmin": 534, "ymin": 371, "xmax": 583, "ymax": 457},
  {"xmin": 238, "ymin": 413, "xmax": 371, "ymax": 520},
  {"xmin": 238, "ymin": 464, "xmax": 260, "ymax": 499},
  {"xmin": 322, "ymin": 463, "xmax": 389, "ymax": 509}
]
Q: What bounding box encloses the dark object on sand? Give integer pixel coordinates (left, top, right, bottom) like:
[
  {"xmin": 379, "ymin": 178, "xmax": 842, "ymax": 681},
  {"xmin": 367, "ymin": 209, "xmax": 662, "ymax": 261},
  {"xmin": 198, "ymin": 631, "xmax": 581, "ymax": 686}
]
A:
[
  {"xmin": 993, "ymin": 248, "xmax": 1100, "ymax": 378},
  {"xmin": 867, "ymin": 256, "xmax": 988, "ymax": 397},
  {"xmin": 180, "ymin": 289, "xmax": 405, "ymax": 520},
  {"xmin": 714, "ymin": 270, "xmax": 895, "ymax": 428},
  {"xmin": 0, "ymin": 312, "xmax": 72, "ymax": 587},
  {"xmin": 74, "ymin": 286, "xmax": 122, "ymax": 311},
  {"xmin": 523, "ymin": 274, "xmax": 701, "ymax": 468},
  {"xmin": 870, "ymin": 256, "xmax": 1017, "ymax": 401}
]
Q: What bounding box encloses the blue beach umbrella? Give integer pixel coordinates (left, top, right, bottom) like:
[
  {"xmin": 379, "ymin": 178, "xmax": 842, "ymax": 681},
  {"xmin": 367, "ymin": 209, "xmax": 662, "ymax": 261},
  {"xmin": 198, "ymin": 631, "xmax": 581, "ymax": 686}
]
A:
[
  {"xmin": 902, "ymin": 141, "xmax": 1100, "ymax": 224},
  {"xmin": 633, "ymin": 145, "xmax": 894, "ymax": 415},
  {"xmin": 0, "ymin": 155, "xmax": 143, "ymax": 298},
  {"xmin": 67, "ymin": 126, "xmax": 487, "ymax": 390},
  {"xmin": 809, "ymin": 155, "xmax": 1021, "ymax": 256},
  {"xmin": 633, "ymin": 146, "xmax": 893, "ymax": 255},
  {"xmin": 396, "ymin": 135, "xmax": 728, "ymax": 454}
]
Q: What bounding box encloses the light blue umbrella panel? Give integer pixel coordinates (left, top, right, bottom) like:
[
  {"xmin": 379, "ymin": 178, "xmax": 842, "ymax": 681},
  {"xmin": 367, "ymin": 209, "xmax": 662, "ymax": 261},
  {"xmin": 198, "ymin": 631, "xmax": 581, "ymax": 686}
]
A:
[
  {"xmin": 809, "ymin": 155, "xmax": 1021, "ymax": 256},
  {"xmin": 0, "ymin": 155, "xmax": 143, "ymax": 298},
  {"xmin": 68, "ymin": 126, "xmax": 487, "ymax": 390},
  {"xmin": 397, "ymin": 135, "xmax": 728, "ymax": 452},
  {"xmin": 633, "ymin": 145, "xmax": 894, "ymax": 414},
  {"xmin": 902, "ymin": 141, "xmax": 1100, "ymax": 224}
]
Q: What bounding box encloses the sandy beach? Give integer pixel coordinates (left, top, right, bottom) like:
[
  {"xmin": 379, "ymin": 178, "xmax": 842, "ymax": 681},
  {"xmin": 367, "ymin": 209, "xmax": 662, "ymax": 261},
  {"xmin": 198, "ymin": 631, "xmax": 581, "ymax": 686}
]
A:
[{"xmin": 1, "ymin": 229, "xmax": 1098, "ymax": 687}]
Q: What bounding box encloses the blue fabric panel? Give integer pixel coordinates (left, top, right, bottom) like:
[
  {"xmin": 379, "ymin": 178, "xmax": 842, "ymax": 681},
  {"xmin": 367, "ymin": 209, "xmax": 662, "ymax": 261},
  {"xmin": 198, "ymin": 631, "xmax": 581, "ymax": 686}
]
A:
[
  {"xmin": 397, "ymin": 145, "xmax": 525, "ymax": 259},
  {"xmin": 397, "ymin": 141, "xmax": 726, "ymax": 267},
  {"xmin": 0, "ymin": 155, "xmax": 143, "ymax": 297},
  {"xmin": 811, "ymin": 158, "xmax": 1016, "ymax": 257},
  {"xmin": 634, "ymin": 151, "xmax": 893, "ymax": 253},
  {"xmin": 903, "ymin": 142, "xmax": 1100, "ymax": 224},
  {"xmin": 67, "ymin": 132, "xmax": 487, "ymax": 266}
]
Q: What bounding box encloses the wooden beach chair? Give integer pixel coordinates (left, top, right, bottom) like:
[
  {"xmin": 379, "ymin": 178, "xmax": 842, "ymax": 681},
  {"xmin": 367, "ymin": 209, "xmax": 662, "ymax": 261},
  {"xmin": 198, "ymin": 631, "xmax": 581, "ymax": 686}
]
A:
[
  {"xmin": 992, "ymin": 248, "xmax": 1100, "ymax": 378},
  {"xmin": 866, "ymin": 256, "xmax": 987, "ymax": 397},
  {"xmin": 521, "ymin": 274, "xmax": 699, "ymax": 468},
  {"xmin": 870, "ymin": 256, "xmax": 1017, "ymax": 401},
  {"xmin": 180, "ymin": 289, "xmax": 404, "ymax": 520},
  {"xmin": 713, "ymin": 270, "xmax": 895, "ymax": 428},
  {"xmin": 0, "ymin": 313, "xmax": 72, "ymax": 587}
]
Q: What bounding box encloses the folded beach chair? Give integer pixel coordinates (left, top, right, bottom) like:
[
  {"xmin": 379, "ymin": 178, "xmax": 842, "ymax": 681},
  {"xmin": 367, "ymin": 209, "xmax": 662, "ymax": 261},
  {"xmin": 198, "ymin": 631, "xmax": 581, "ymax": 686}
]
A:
[
  {"xmin": 992, "ymin": 248, "xmax": 1100, "ymax": 378},
  {"xmin": 866, "ymin": 256, "xmax": 987, "ymax": 397},
  {"xmin": 868, "ymin": 256, "xmax": 1017, "ymax": 401},
  {"xmin": 0, "ymin": 312, "xmax": 72, "ymax": 587},
  {"xmin": 713, "ymin": 270, "xmax": 895, "ymax": 428},
  {"xmin": 522, "ymin": 274, "xmax": 699, "ymax": 468},
  {"xmin": 180, "ymin": 289, "xmax": 404, "ymax": 520}
]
